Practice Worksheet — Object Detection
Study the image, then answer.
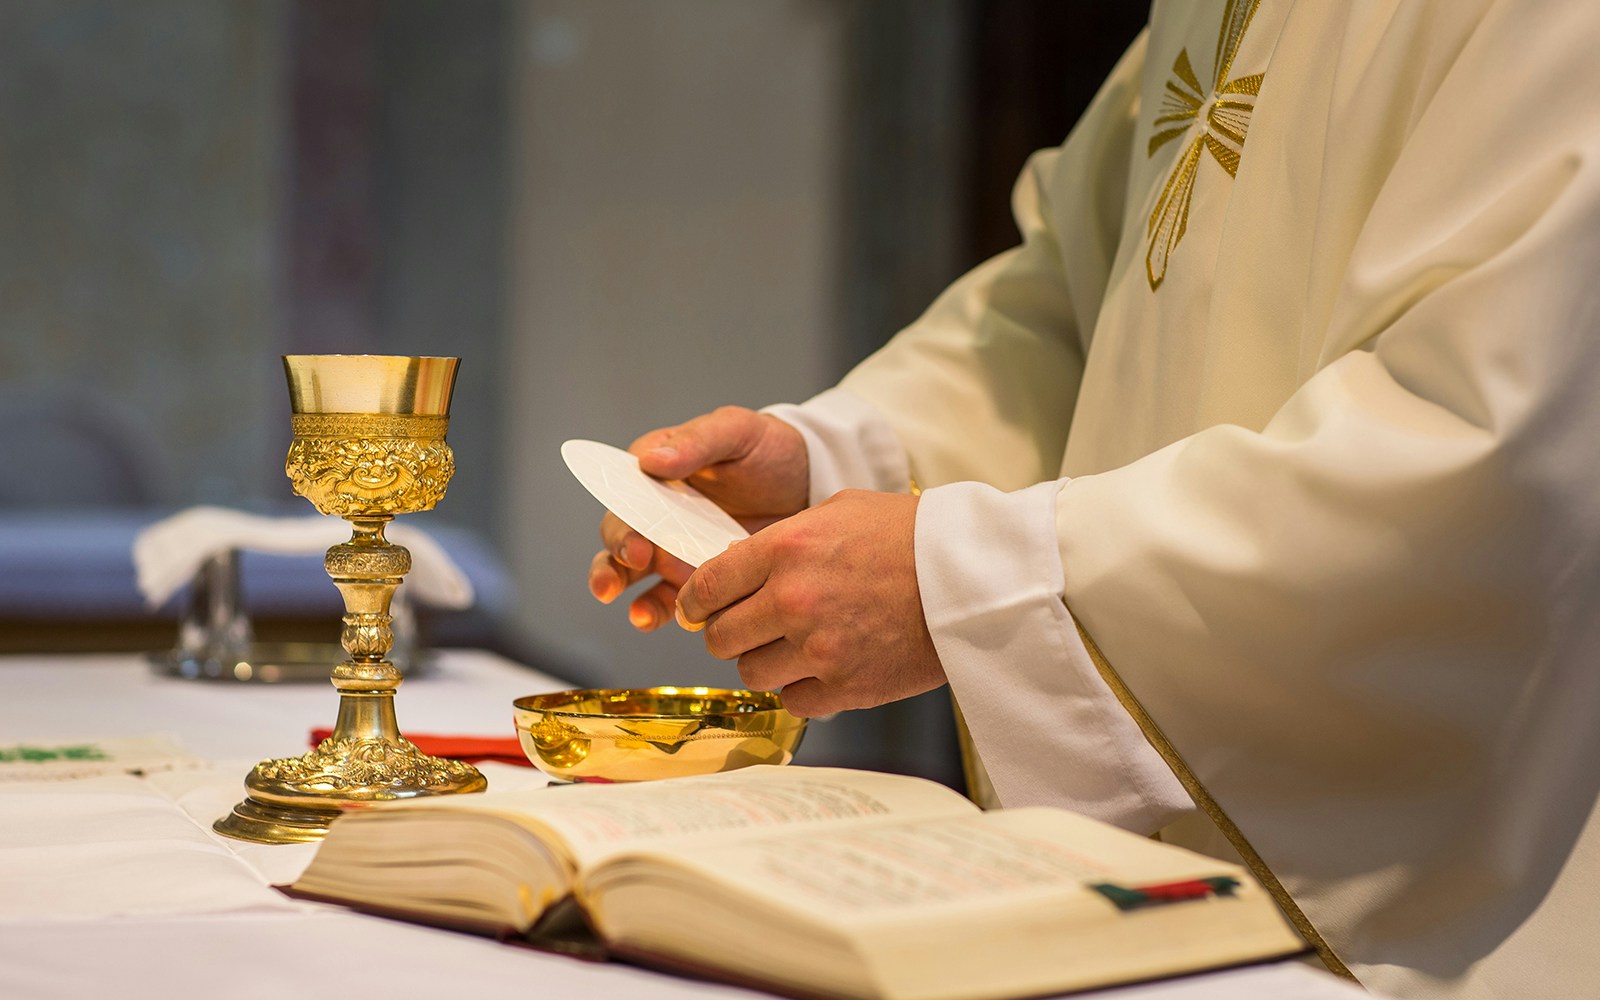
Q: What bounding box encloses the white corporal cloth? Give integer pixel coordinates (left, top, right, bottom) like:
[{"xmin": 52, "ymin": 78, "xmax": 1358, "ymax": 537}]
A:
[{"xmin": 773, "ymin": 1, "xmax": 1600, "ymax": 997}]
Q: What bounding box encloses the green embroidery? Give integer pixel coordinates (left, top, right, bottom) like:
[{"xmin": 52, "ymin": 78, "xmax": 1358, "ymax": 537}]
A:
[{"xmin": 0, "ymin": 743, "xmax": 111, "ymax": 763}]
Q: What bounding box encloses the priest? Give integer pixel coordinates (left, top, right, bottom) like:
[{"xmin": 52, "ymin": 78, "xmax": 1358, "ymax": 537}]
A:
[{"xmin": 588, "ymin": 1, "xmax": 1600, "ymax": 995}]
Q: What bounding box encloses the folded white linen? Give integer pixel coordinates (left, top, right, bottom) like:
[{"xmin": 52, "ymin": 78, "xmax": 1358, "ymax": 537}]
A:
[
  {"xmin": 133, "ymin": 505, "xmax": 473, "ymax": 611},
  {"xmin": 0, "ymin": 772, "xmax": 309, "ymax": 920}
]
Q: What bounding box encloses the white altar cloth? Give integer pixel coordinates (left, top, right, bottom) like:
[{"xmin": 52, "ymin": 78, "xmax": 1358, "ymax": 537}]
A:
[{"xmin": 0, "ymin": 651, "xmax": 1369, "ymax": 1000}]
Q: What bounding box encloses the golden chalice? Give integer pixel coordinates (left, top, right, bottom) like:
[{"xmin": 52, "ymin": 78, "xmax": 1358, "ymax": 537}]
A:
[{"xmin": 214, "ymin": 355, "xmax": 487, "ymax": 844}]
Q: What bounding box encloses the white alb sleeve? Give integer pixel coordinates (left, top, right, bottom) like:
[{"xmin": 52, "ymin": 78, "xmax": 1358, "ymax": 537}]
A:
[
  {"xmin": 762, "ymin": 388, "xmax": 910, "ymax": 504},
  {"xmin": 768, "ymin": 388, "xmax": 1193, "ymax": 833}
]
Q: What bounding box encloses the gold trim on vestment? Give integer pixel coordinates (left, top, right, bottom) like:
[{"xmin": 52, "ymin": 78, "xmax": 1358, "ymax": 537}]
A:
[{"xmin": 1073, "ymin": 620, "xmax": 1358, "ymax": 983}]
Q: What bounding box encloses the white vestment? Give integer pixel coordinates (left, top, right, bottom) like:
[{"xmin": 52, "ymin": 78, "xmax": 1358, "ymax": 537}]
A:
[{"xmin": 771, "ymin": 1, "xmax": 1600, "ymax": 996}]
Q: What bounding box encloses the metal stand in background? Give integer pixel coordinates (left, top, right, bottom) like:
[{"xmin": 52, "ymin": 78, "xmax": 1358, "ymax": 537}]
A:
[{"xmin": 151, "ymin": 550, "xmax": 421, "ymax": 684}]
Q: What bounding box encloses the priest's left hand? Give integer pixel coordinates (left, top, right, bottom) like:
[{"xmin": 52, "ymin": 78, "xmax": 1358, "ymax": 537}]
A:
[{"xmin": 674, "ymin": 489, "xmax": 946, "ymax": 717}]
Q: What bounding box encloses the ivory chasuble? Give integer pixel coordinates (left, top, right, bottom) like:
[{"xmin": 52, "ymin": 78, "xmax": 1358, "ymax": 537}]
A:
[{"xmin": 776, "ymin": 0, "xmax": 1600, "ymax": 996}]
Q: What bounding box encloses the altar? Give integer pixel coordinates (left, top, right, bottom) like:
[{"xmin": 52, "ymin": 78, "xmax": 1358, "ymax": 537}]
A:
[{"xmin": 0, "ymin": 650, "xmax": 1370, "ymax": 1000}]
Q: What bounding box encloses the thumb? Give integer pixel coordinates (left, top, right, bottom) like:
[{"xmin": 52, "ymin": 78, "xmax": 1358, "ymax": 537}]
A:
[{"xmin": 630, "ymin": 406, "xmax": 763, "ymax": 480}]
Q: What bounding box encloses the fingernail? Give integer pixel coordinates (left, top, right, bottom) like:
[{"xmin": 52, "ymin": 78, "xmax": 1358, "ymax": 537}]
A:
[
  {"xmin": 629, "ymin": 604, "xmax": 656, "ymax": 630},
  {"xmin": 590, "ymin": 572, "xmax": 619, "ymax": 604},
  {"xmin": 646, "ymin": 446, "xmax": 678, "ymax": 463},
  {"xmin": 675, "ymin": 602, "xmax": 706, "ymax": 633}
]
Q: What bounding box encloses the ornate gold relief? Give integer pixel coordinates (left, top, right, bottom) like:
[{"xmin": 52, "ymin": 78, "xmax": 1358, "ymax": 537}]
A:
[
  {"xmin": 254, "ymin": 736, "xmax": 482, "ymax": 794},
  {"xmin": 286, "ymin": 413, "xmax": 454, "ymax": 517}
]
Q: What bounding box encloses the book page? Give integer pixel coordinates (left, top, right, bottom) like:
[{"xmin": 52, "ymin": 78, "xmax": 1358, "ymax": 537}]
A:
[
  {"xmin": 586, "ymin": 808, "xmax": 1302, "ymax": 1000},
  {"xmin": 741, "ymin": 816, "xmax": 1117, "ymax": 910},
  {"xmin": 615, "ymin": 806, "xmax": 1241, "ymax": 919},
  {"xmin": 434, "ymin": 765, "xmax": 977, "ymax": 869}
]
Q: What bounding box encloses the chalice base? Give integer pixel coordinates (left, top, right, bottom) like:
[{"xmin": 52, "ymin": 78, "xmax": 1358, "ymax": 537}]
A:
[
  {"xmin": 214, "ymin": 729, "xmax": 488, "ymax": 844},
  {"xmin": 213, "ymin": 796, "xmax": 347, "ymax": 845}
]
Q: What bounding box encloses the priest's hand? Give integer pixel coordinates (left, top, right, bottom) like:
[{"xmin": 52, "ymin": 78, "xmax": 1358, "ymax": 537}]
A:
[
  {"xmin": 674, "ymin": 489, "xmax": 945, "ymax": 717},
  {"xmin": 588, "ymin": 406, "xmax": 810, "ymax": 631}
]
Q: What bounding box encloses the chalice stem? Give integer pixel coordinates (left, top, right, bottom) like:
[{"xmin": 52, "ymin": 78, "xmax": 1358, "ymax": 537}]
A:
[
  {"xmin": 324, "ymin": 516, "xmax": 409, "ymax": 746},
  {"xmin": 328, "ymin": 690, "xmax": 402, "ymax": 747}
]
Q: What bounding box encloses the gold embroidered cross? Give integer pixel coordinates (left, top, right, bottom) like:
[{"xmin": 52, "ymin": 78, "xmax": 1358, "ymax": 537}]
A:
[{"xmin": 1145, "ymin": 0, "xmax": 1266, "ymax": 291}]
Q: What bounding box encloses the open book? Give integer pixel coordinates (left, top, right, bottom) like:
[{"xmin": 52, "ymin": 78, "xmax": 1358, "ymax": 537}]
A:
[{"xmin": 287, "ymin": 766, "xmax": 1305, "ymax": 1000}]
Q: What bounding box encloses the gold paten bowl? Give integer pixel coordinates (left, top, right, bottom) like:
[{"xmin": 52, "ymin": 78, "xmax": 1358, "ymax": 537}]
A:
[{"xmin": 512, "ymin": 687, "xmax": 807, "ymax": 783}]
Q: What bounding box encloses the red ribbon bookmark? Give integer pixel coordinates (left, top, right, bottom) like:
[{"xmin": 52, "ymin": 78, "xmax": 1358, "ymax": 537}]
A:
[{"xmin": 308, "ymin": 728, "xmax": 533, "ymax": 767}]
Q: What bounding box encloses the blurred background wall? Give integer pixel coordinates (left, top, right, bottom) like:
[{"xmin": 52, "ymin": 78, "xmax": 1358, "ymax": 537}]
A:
[{"xmin": 0, "ymin": 0, "xmax": 1145, "ymax": 788}]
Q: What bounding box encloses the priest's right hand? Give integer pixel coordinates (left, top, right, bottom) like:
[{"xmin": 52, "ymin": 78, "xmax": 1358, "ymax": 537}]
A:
[{"xmin": 587, "ymin": 406, "xmax": 810, "ymax": 631}]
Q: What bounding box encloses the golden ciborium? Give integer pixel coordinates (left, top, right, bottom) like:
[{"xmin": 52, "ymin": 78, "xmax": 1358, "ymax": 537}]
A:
[{"xmin": 214, "ymin": 355, "xmax": 487, "ymax": 844}]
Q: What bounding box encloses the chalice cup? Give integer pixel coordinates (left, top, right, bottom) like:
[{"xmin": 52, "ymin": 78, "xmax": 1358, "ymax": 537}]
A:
[{"xmin": 214, "ymin": 355, "xmax": 487, "ymax": 844}]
